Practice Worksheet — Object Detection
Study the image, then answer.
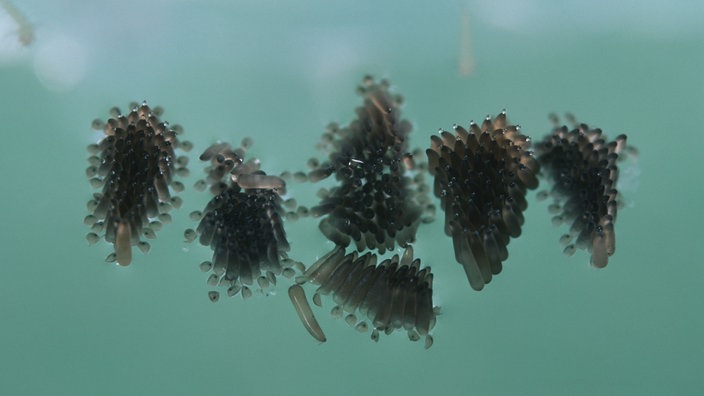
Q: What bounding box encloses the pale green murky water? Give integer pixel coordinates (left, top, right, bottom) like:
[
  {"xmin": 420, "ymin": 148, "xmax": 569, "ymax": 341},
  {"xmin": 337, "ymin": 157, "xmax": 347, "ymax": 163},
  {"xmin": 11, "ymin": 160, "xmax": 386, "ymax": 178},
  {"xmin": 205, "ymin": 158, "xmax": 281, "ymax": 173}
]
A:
[{"xmin": 1, "ymin": 1, "xmax": 702, "ymax": 395}]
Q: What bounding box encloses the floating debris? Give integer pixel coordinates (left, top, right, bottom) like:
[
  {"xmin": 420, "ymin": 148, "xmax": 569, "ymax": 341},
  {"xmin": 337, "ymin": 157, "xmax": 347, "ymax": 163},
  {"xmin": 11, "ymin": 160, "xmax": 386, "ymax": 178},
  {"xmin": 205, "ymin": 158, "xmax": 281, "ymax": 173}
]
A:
[
  {"xmin": 535, "ymin": 115, "xmax": 631, "ymax": 268},
  {"xmin": 308, "ymin": 76, "xmax": 433, "ymax": 254},
  {"xmin": 426, "ymin": 111, "xmax": 539, "ymax": 291},
  {"xmin": 186, "ymin": 140, "xmax": 290, "ymax": 299},
  {"xmin": 296, "ymin": 245, "xmax": 437, "ymax": 347},
  {"xmin": 85, "ymin": 102, "xmax": 189, "ymax": 266},
  {"xmin": 0, "ymin": 0, "xmax": 34, "ymax": 46}
]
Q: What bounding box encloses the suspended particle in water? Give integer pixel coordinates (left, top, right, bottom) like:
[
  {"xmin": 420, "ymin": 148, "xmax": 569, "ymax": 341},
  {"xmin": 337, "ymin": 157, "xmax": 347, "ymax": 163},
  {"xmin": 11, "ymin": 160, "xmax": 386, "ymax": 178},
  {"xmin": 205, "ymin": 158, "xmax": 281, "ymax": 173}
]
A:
[
  {"xmin": 307, "ymin": 76, "xmax": 433, "ymax": 254},
  {"xmin": 426, "ymin": 111, "xmax": 539, "ymax": 291},
  {"xmin": 535, "ymin": 115, "xmax": 634, "ymax": 268},
  {"xmin": 189, "ymin": 140, "xmax": 290, "ymax": 299},
  {"xmin": 295, "ymin": 244, "xmax": 437, "ymax": 347},
  {"xmin": 458, "ymin": 9, "xmax": 475, "ymax": 77},
  {"xmin": 85, "ymin": 102, "xmax": 190, "ymax": 266}
]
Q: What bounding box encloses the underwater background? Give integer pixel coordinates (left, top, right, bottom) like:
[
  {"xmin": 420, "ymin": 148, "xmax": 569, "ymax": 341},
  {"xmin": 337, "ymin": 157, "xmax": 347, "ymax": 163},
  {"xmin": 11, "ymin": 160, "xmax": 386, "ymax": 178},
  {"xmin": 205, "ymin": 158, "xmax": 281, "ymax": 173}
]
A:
[{"xmin": 1, "ymin": 0, "xmax": 702, "ymax": 394}]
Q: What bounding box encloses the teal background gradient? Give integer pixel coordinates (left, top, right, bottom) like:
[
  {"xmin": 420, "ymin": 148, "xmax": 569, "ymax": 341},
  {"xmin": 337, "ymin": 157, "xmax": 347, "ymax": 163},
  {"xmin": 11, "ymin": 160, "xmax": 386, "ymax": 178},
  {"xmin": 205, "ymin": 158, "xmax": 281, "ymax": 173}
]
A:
[{"xmin": 1, "ymin": 1, "xmax": 702, "ymax": 394}]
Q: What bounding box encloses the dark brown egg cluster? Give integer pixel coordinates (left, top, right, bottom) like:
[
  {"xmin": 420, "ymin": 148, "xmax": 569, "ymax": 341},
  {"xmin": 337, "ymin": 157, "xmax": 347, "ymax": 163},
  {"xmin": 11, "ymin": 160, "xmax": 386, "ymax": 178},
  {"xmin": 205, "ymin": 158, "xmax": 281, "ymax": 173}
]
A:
[
  {"xmin": 81, "ymin": 78, "xmax": 637, "ymax": 351},
  {"xmin": 295, "ymin": 245, "xmax": 436, "ymax": 348},
  {"xmin": 426, "ymin": 112, "xmax": 539, "ymax": 291},
  {"xmin": 186, "ymin": 141, "xmax": 290, "ymax": 301},
  {"xmin": 534, "ymin": 119, "xmax": 627, "ymax": 268},
  {"xmin": 84, "ymin": 102, "xmax": 189, "ymax": 266},
  {"xmin": 307, "ymin": 76, "xmax": 431, "ymax": 254}
]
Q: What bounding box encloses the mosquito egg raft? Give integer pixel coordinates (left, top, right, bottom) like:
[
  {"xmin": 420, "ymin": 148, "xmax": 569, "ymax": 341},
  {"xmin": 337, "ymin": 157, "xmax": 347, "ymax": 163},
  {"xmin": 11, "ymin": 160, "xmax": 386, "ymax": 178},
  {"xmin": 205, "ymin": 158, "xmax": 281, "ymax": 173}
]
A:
[
  {"xmin": 189, "ymin": 140, "xmax": 291, "ymax": 299},
  {"xmin": 535, "ymin": 116, "xmax": 632, "ymax": 268},
  {"xmin": 307, "ymin": 76, "xmax": 433, "ymax": 254},
  {"xmin": 295, "ymin": 245, "xmax": 437, "ymax": 347},
  {"xmin": 426, "ymin": 111, "xmax": 540, "ymax": 291},
  {"xmin": 84, "ymin": 102, "xmax": 189, "ymax": 266}
]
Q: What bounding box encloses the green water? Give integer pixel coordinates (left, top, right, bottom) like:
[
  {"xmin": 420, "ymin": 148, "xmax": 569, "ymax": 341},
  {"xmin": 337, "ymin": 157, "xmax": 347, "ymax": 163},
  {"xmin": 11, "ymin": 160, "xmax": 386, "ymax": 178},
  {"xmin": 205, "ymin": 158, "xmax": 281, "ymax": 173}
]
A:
[{"xmin": 1, "ymin": 1, "xmax": 702, "ymax": 394}]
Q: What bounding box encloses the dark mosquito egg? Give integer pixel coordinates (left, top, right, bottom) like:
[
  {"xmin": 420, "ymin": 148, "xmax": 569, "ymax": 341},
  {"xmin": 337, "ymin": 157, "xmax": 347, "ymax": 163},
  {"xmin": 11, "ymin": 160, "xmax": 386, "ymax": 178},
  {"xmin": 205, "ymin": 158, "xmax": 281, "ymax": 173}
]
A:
[
  {"xmin": 535, "ymin": 116, "xmax": 631, "ymax": 268},
  {"xmin": 307, "ymin": 76, "xmax": 432, "ymax": 253},
  {"xmin": 426, "ymin": 111, "xmax": 539, "ymax": 291},
  {"xmin": 85, "ymin": 102, "xmax": 187, "ymax": 266},
  {"xmin": 191, "ymin": 140, "xmax": 290, "ymax": 299}
]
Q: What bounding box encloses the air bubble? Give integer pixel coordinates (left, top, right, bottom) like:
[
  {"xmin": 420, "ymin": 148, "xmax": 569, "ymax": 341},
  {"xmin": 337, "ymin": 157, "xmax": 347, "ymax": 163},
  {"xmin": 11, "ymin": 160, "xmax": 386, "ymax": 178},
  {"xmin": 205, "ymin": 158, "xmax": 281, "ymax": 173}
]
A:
[
  {"xmin": 172, "ymin": 181, "xmax": 185, "ymax": 193},
  {"xmin": 91, "ymin": 221, "xmax": 105, "ymax": 233},
  {"xmin": 89, "ymin": 178, "xmax": 104, "ymax": 189},
  {"xmin": 282, "ymin": 268, "xmax": 295, "ymax": 278},
  {"xmin": 170, "ymin": 196, "xmax": 183, "ymax": 209},
  {"xmin": 194, "ymin": 180, "xmax": 207, "ymax": 192},
  {"xmin": 345, "ymin": 314, "xmax": 358, "ymax": 327},
  {"xmin": 208, "ymin": 291, "xmax": 220, "ymax": 303},
  {"xmin": 85, "ymin": 233, "xmax": 99, "ymax": 245},
  {"xmin": 257, "ymin": 276, "xmax": 270, "ymax": 290},
  {"xmin": 175, "ymin": 167, "xmax": 189, "ymax": 178},
  {"xmin": 176, "ymin": 156, "xmax": 189, "ymax": 166},
  {"xmin": 180, "ymin": 141, "xmax": 193, "ymax": 151},
  {"xmin": 85, "ymin": 166, "xmax": 97, "ymax": 178},
  {"xmin": 199, "ymin": 261, "xmax": 213, "ymax": 272},
  {"xmin": 548, "ymin": 203, "xmax": 562, "ymax": 214},
  {"xmin": 158, "ymin": 213, "xmax": 172, "ymax": 224},
  {"xmin": 184, "ymin": 229, "xmax": 197, "ymax": 243},
  {"xmin": 371, "ymin": 329, "xmax": 380, "ymax": 342},
  {"xmin": 293, "ymin": 172, "xmax": 308, "ymax": 183},
  {"xmin": 137, "ymin": 241, "xmax": 151, "ymax": 254},
  {"xmin": 158, "ymin": 202, "xmax": 173, "ymax": 213},
  {"xmin": 559, "ymin": 233, "xmax": 573, "ymax": 246},
  {"xmin": 227, "ymin": 284, "xmax": 242, "ymax": 297},
  {"xmin": 563, "ymin": 244, "xmax": 576, "ymax": 256},
  {"xmin": 86, "ymin": 199, "xmax": 98, "ymax": 212},
  {"xmin": 240, "ymin": 136, "xmax": 254, "ymax": 149},
  {"xmin": 91, "ymin": 119, "xmax": 105, "ymax": 130},
  {"xmin": 551, "ymin": 215, "xmax": 564, "ymax": 226},
  {"xmin": 241, "ymin": 286, "xmax": 253, "ymax": 300}
]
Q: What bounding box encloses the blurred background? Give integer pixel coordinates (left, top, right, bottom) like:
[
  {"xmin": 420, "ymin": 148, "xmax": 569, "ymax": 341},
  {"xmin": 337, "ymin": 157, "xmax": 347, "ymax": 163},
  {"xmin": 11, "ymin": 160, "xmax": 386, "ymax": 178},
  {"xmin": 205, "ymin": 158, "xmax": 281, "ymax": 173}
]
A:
[{"xmin": 1, "ymin": 0, "xmax": 702, "ymax": 394}]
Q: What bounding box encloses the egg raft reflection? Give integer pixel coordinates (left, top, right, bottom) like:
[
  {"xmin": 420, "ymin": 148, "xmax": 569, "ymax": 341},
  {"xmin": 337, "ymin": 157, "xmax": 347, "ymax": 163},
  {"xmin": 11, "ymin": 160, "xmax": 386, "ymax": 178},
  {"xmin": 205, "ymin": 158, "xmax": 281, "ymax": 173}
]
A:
[{"xmin": 535, "ymin": 115, "xmax": 632, "ymax": 268}]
